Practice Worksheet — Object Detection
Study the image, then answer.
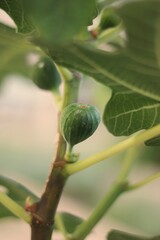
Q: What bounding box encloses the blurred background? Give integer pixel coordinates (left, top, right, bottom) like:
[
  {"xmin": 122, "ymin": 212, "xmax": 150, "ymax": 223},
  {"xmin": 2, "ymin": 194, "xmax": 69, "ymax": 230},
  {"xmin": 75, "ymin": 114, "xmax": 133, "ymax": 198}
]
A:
[{"xmin": 0, "ymin": 9, "xmax": 160, "ymax": 240}]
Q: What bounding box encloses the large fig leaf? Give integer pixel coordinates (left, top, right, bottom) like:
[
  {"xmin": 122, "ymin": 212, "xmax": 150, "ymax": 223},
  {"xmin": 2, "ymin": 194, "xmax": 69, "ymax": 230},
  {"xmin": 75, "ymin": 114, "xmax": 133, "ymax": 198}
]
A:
[
  {"xmin": 0, "ymin": 0, "xmax": 34, "ymax": 33},
  {"xmin": 103, "ymin": 89, "xmax": 160, "ymax": 145},
  {"xmin": 0, "ymin": 23, "xmax": 40, "ymax": 83},
  {"xmin": 0, "ymin": 0, "xmax": 160, "ymax": 143},
  {"xmin": 22, "ymin": 0, "xmax": 97, "ymax": 43},
  {"xmin": 48, "ymin": 0, "xmax": 160, "ymax": 140}
]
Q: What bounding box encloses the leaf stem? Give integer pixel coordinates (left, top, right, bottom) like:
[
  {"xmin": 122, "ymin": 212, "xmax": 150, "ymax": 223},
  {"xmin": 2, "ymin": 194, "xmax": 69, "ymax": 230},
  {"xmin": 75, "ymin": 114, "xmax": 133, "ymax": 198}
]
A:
[
  {"xmin": 52, "ymin": 91, "xmax": 62, "ymax": 110},
  {"xmin": 0, "ymin": 191, "xmax": 31, "ymax": 223},
  {"xmin": 71, "ymin": 181, "xmax": 127, "ymax": 240},
  {"xmin": 126, "ymin": 172, "xmax": 160, "ymax": 191},
  {"xmin": 70, "ymin": 149, "xmax": 136, "ymax": 240},
  {"xmin": 64, "ymin": 125, "xmax": 160, "ymax": 175},
  {"xmin": 117, "ymin": 148, "xmax": 137, "ymax": 182}
]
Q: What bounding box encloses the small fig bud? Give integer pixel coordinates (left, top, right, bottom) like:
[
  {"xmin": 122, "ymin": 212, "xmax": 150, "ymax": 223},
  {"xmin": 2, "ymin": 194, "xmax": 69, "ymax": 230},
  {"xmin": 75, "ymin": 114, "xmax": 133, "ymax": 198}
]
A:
[
  {"xmin": 60, "ymin": 103, "xmax": 100, "ymax": 147},
  {"xmin": 32, "ymin": 56, "xmax": 61, "ymax": 91}
]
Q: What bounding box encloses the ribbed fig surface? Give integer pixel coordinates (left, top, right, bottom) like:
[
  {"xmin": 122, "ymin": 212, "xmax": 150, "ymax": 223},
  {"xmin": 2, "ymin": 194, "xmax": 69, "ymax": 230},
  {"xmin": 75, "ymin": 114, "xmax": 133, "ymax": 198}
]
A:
[{"xmin": 60, "ymin": 103, "xmax": 100, "ymax": 147}]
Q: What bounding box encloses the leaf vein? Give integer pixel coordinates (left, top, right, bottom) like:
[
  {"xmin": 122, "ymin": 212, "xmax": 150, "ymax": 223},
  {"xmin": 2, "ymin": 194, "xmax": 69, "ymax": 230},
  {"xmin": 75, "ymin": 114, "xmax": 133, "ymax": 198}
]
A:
[{"xmin": 108, "ymin": 103, "xmax": 160, "ymax": 120}]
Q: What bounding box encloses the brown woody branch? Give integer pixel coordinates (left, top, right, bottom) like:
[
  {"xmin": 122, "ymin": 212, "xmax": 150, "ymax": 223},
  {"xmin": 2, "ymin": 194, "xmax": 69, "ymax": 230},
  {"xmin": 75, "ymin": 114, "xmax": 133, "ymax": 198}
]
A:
[{"xmin": 30, "ymin": 73, "xmax": 81, "ymax": 240}]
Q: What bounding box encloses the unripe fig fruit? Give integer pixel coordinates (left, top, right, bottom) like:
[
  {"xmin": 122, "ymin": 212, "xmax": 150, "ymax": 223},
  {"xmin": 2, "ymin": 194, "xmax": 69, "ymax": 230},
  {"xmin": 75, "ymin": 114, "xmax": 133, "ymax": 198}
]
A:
[
  {"xmin": 60, "ymin": 103, "xmax": 100, "ymax": 147},
  {"xmin": 32, "ymin": 56, "xmax": 61, "ymax": 91}
]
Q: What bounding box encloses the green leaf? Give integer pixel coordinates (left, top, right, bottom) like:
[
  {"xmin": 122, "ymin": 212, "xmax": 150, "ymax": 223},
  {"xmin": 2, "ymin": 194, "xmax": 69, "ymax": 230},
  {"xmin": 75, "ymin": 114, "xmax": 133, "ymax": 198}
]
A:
[
  {"xmin": 117, "ymin": 0, "xmax": 160, "ymax": 67},
  {"xmin": 97, "ymin": 0, "xmax": 120, "ymax": 10},
  {"xmin": 50, "ymin": 0, "xmax": 160, "ymax": 101},
  {"xmin": 0, "ymin": 175, "xmax": 39, "ymax": 218},
  {"xmin": 103, "ymin": 89, "xmax": 160, "ymax": 140},
  {"xmin": 107, "ymin": 230, "xmax": 160, "ymax": 240},
  {"xmin": 50, "ymin": 43, "xmax": 160, "ymax": 142},
  {"xmin": 145, "ymin": 135, "xmax": 160, "ymax": 147},
  {"xmin": 47, "ymin": 0, "xmax": 160, "ymax": 139},
  {"xmin": 1, "ymin": 0, "xmax": 160, "ymax": 144},
  {"xmin": 51, "ymin": 40, "xmax": 160, "ymax": 102},
  {"xmin": 23, "ymin": 0, "xmax": 97, "ymax": 43},
  {"xmin": 55, "ymin": 212, "xmax": 83, "ymax": 234},
  {"xmin": 0, "ymin": 23, "xmax": 40, "ymax": 82},
  {"xmin": 0, "ymin": 0, "xmax": 34, "ymax": 33}
]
